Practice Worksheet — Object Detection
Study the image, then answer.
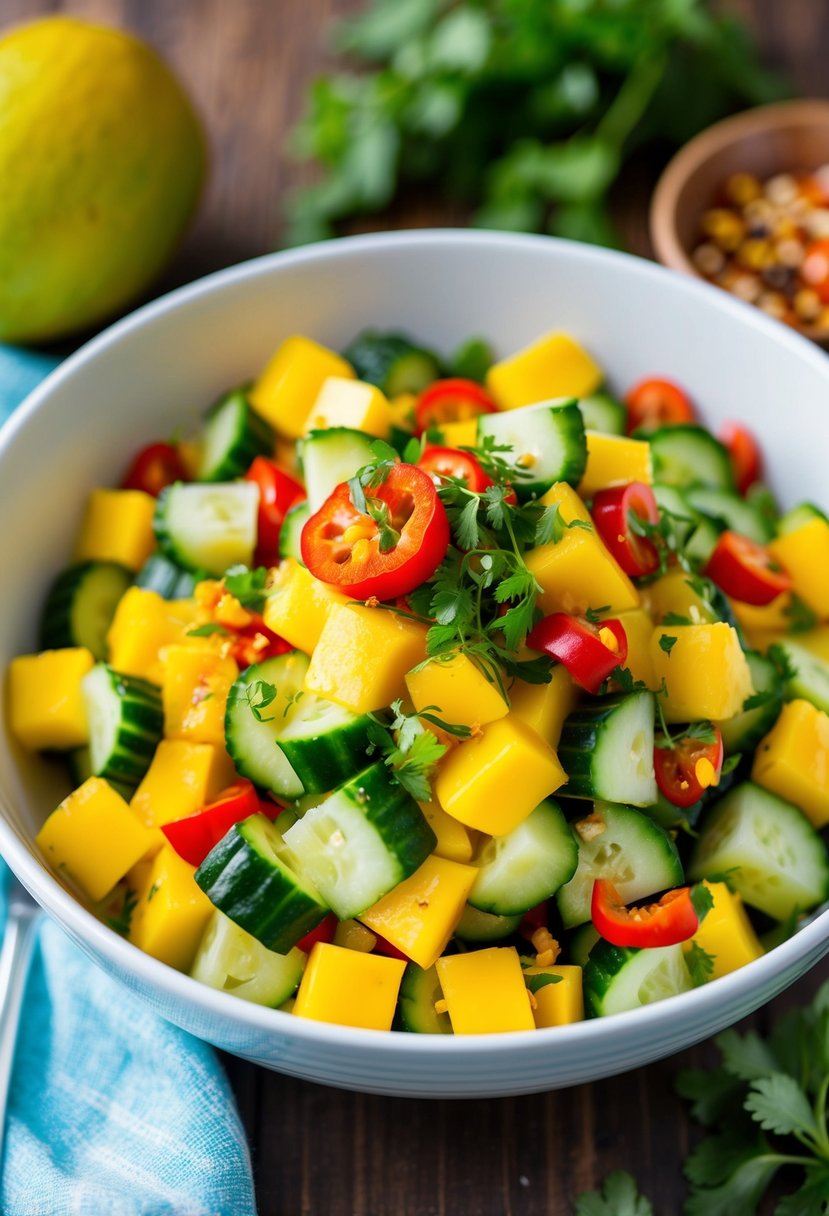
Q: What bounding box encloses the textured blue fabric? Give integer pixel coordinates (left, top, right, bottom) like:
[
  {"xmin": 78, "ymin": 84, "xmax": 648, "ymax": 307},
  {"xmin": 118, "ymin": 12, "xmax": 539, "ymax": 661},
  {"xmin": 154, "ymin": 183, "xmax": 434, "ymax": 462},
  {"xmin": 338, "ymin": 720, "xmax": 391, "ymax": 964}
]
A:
[{"xmin": 0, "ymin": 351, "xmax": 258, "ymax": 1215}]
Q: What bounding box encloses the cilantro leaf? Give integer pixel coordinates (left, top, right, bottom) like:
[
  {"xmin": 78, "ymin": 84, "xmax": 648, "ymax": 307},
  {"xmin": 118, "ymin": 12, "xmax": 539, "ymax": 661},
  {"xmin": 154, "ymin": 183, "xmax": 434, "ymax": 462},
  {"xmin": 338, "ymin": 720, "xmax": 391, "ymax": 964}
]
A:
[
  {"xmin": 674, "ymin": 1066, "xmax": 744, "ymax": 1127},
  {"xmin": 744, "ymin": 1074, "xmax": 823, "ymax": 1143},
  {"xmin": 524, "ymin": 972, "xmax": 562, "ymax": 994},
  {"xmin": 716, "ymin": 1027, "xmax": 780, "ymax": 1082},
  {"xmin": 684, "ymin": 1154, "xmax": 782, "ymax": 1216},
  {"xmin": 455, "ymin": 495, "xmax": 481, "ymax": 550},
  {"xmin": 659, "ymin": 633, "xmax": 678, "ymax": 656},
  {"xmin": 775, "ymin": 1168, "xmax": 829, "ymax": 1216},
  {"xmin": 685, "ymin": 940, "xmax": 715, "ymax": 987},
  {"xmin": 224, "ymin": 565, "xmax": 270, "ymax": 612},
  {"xmin": 574, "ymin": 1170, "xmax": 653, "ymax": 1216},
  {"xmin": 245, "ymin": 679, "xmax": 277, "ymax": 723},
  {"xmin": 187, "ymin": 623, "xmax": 230, "ymax": 638}
]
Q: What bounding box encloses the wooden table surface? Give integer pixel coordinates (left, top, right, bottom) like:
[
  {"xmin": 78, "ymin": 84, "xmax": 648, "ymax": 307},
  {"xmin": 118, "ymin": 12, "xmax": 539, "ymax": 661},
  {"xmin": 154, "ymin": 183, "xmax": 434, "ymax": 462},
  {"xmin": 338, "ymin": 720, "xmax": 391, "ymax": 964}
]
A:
[{"xmin": 6, "ymin": 1, "xmax": 829, "ymax": 1212}]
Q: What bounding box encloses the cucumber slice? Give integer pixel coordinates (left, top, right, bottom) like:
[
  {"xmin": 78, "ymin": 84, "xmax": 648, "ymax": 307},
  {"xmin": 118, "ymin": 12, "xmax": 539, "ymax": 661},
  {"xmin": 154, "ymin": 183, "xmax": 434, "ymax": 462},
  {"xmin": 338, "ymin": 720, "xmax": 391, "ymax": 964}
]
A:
[
  {"xmin": 558, "ymin": 691, "xmax": 657, "ymax": 807},
  {"xmin": 578, "ymin": 391, "xmax": 626, "ymax": 436},
  {"xmin": 197, "ymin": 389, "xmax": 275, "ymax": 482},
  {"xmin": 477, "ymin": 398, "xmax": 587, "ymax": 500},
  {"xmin": 685, "ymin": 486, "xmax": 774, "ymax": 545},
  {"xmin": 777, "ymin": 501, "xmax": 828, "ymax": 536},
  {"xmin": 40, "ymin": 560, "xmax": 132, "ymax": 660},
  {"xmin": 467, "ymin": 800, "xmax": 578, "ymax": 916},
  {"xmin": 343, "ymin": 330, "xmax": 442, "ymax": 396},
  {"xmin": 567, "ymin": 922, "xmax": 600, "ymax": 968},
  {"xmin": 81, "ymin": 663, "xmax": 163, "ymax": 787},
  {"xmin": 584, "ymin": 940, "xmax": 693, "ymax": 1017},
  {"xmin": 652, "ymin": 483, "xmax": 699, "ymax": 546},
  {"xmin": 772, "ymin": 638, "xmax": 829, "ymax": 714},
  {"xmin": 395, "ymin": 962, "xmax": 452, "ymax": 1034},
  {"xmin": 277, "ymin": 693, "xmax": 372, "ymax": 795},
  {"xmin": 648, "ymin": 425, "xmax": 734, "ymax": 490},
  {"xmin": 556, "ymin": 803, "xmax": 684, "ymax": 929},
  {"xmin": 454, "ymin": 904, "xmax": 521, "ymax": 942},
  {"xmin": 282, "ymin": 763, "xmax": 436, "ymax": 920},
  {"xmin": 690, "ymin": 781, "xmax": 829, "ymax": 921},
  {"xmin": 190, "ymin": 909, "xmax": 306, "ymax": 1006},
  {"xmin": 134, "ymin": 553, "xmax": 200, "ymax": 600},
  {"xmin": 196, "ymin": 813, "xmax": 329, "ymax": 952},
  {"xmin": 154, "ymin": 481, "xmax": 258, "ymax": 575},
  {"xmin": 683, "ymin": 518, "xmax": 721, "ymax": 569},
  {"xmin": 300, "ymin": 427, "xmax": 378, "ymax": 514},
  {"xmin": 717, "ymin": 651, "xmax": 783, "ymax": 755},
  {"xmin": 278, "ymin": 500, "xmax": 310, "ymax": 565},
  {"xmin": 67, "ymin": 746, "xmax": 134, "ymax": 802}
]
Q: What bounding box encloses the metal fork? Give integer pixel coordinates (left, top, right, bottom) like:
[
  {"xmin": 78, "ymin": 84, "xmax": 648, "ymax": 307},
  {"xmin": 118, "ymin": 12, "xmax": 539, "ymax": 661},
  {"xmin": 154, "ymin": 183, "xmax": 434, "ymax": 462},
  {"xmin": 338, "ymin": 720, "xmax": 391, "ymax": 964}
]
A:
[{"xmin": 0, "ymin": 875, "xmax": 41, "ymax": 1162}]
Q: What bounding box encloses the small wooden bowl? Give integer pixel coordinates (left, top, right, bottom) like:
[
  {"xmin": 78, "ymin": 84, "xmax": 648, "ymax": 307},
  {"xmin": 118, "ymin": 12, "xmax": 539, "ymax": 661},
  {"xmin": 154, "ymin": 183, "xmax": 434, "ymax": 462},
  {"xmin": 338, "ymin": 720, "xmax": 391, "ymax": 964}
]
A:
[{"xmin": 650, "ymin": 99, "xmax": 829, "ymax": 344}]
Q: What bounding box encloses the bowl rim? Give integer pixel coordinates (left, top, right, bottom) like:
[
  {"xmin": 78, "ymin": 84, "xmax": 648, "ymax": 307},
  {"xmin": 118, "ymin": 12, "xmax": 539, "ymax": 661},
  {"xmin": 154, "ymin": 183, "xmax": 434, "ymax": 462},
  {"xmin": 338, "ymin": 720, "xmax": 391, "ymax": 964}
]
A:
[{"xmin": 2, "ymin": 227, "xmax": 828, "ymax": 1057}]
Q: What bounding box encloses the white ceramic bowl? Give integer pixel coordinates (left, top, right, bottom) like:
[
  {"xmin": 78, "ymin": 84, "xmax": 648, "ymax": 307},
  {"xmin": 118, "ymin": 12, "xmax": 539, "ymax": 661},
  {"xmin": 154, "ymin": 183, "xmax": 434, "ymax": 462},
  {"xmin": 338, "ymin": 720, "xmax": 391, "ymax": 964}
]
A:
[{"xmin": 1, "ymin": 231, "xmax": 827, "ymax": 1098}]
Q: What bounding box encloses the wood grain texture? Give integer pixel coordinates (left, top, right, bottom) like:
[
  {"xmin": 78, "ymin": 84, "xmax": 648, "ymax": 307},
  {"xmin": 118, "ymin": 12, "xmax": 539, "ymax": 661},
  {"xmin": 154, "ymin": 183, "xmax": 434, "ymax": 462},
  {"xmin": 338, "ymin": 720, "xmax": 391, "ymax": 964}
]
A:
[{"xmin": 3, "ymin": 1, "xmax": 828, "ymax": 1211}]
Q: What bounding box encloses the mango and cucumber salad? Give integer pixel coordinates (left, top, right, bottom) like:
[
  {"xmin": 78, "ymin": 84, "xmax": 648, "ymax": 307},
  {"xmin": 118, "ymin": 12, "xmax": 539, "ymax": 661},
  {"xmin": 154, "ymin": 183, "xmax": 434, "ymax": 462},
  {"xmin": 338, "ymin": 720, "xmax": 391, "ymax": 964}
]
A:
[{"xmin": 9, "ymin": 327, "xmax": 829, "ymax": 1035}]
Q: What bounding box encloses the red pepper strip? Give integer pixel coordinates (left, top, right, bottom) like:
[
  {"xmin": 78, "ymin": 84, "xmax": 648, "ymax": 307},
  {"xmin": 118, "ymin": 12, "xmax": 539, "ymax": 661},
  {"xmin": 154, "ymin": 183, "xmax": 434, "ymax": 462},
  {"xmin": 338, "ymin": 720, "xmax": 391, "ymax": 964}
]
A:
[
  {"xmin": 654, "ymin": 725, "xmax": 724, "ymax": 809},
  {"xmin": 301, "ymin": 462, "xmax": 450, "ymax": 600},
  {"xmin": 121, "ymin": 442, "xmax": 188, "ymax": 497},
  {"xmin": 624, "ymin": 378, "xmax": 695, "ymax": 434},
  {"xmin": 519, "ymin": 900, "xmax": 550, "ymax": 943},
  {"xmin": 228, "ymin": 611, "xmax": 292, "ymax": 665},
  {"xmin": 295, "ymin": 912, "xmax": 338, "ymax": 954},
  {"xmin": 527, "ymin": 613, "xmax": 628, "ymax": 694},
  {"xmin": 591, "ymin": 879, "xmax": 699, "ymax": 948},
  {"xmin": 591, "ymin": 481, "xmax": 661, "ymax": 577},
  {"xmin": 704, "ymin": 530, "xmax": 792, "ymax": 606},
  {"xmin": 415, "ymin": 378, "xmax": 498, "ymax": 434},
  {"xmin": 245, "ymin": 457, "xmax": 306, "ymax": 565},
  {"xmin": 718, "ymin": 422, "xmax": 763, "ymax": 496},
  {"xmin": 417, "ymin": 446, "xmax": 492, "ymax": 493},
  {"xmin": 161, "ymin": 781, "xmax": 279, "ymax": 866}
]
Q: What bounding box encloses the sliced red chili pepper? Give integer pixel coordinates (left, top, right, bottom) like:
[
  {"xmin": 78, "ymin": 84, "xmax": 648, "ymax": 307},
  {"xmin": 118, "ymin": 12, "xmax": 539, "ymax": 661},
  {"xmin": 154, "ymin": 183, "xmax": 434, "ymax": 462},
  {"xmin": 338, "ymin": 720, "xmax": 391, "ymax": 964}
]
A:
[
  {"xmin": 245, "ymin": 457, "xmax": 306, "ymax": 565},
  {"xmin": 418, "ymin": 446, "xmax": 492, "ymax": 493},
  {"xmin": 591, "ymin": 879, "xmax": 700, "ymax": 948},
  {"xmin": 415, "ymin": 378, "xmax": 498, "ymax": 434},
  {"xmin": 705, "ymin": 530, "xmax": 792, "ymax": 606},
  {"xmin": 527, "ymin": 613, "xmax": 628, "ymax": 694},
  {"xmin": 295, "ymin": 912, "xmax": 338, "ymax": 954},
  {"xmin": 228, "ymin": 611, "xmax": 293, "ymax": 666},
  {"xmin": 591, "ymin": 481, "xmax": 661, "ymax": 577},
  {"xmin": 624, "ymin": 378, "xmax": 695, "ymax": 434},
  {"xmin": 300, "ymin": 463, "xmax": 449, "ymax": 600},
  {"xmin": 161, "ymin": 781, "xmax": 278, "ymax": 867},
  {"xmin": 519, "ymin": 900, "xmax": 550, "ymax": 942},
  {"xmin": 121, "ymin": 442, "xmax": 188, "ymax": 497},
  {"xmin": 718, "ymin": 422, "xmax": 762, "ymax": 496},
  {"xmin": 802, "ymin": 238, "xmax": 829, "ymax": 304},
  {"xmin": 654, "ymin": 725, "xmax": 724, "ymax": 809}
]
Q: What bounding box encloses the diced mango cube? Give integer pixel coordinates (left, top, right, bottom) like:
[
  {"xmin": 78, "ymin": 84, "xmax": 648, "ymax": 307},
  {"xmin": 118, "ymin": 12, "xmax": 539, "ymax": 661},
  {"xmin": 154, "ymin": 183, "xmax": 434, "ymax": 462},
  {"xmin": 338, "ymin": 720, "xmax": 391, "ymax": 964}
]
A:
[
  {"xmin": 405, "ymin": 653, "xmax": 508, "ymax": 730},
  {"xmin": 730, "ymin": 592, "xmax": 795, "ymax": 647},
  {"xmin": 360, "ymin": 855, "xmax": 478, "ymax": 969},
  {"xmin": 74, "ymin": 489, "xmax": 156, "ymax": 571},
  {"xmin": 613, "ymin": 608, "xmax": 658, "ymax": 689},
  {"xmin": 768, "ymin": 518, "xmax": 829, "ymax": 618},
  {"xmin": 249, "ymin": 335, "xmax": 355, "ymax": 440},
  {"xmin": 438, "ymin": 418, "xmax": 479, "ymax": 448},
  {"xmin": 435, "ymin": 947, "xmax": 535, "ymax": 1033},
  {"xmin": 128, "ymin": 844, "xmax": 214, "ymax": 972},
  {"xmin": 162, "ymin": 645, "xmax": 239, "ymax": 745},
  {"xmin": 523, "ymin": 964, "xmax": 584, "ymax": 1028},
  {"xmin": 8, "ymin": 647, "xmax": 94, "ymax": 751},
  {"xmin": 435, "ymin": 716, "xmax": 566, "ymax": 835},
  {"xmin": 419, "ymin": 801, "xmax": 475, "ymax": 863},
  {"xmin": 650, "ymin": 623, "xmax": 753, "ymax": 723},
  {"xmin": 292, "ymin": 942, "xmax": 406, "ymax": 1030},
  {"xmin": 130, "ymin": 738, "xmax": 236, "ymax": 833},
  {"xmin": 486, "ymin": 332, "xmax": 603, "ymax": 410},
  {"xmin": 509, "ymin": 665, "xmax": 577, "ymax": 748},
  {"xmin": 538, "ymin": 480, "xmax": 593, "ymax": 525},
  {"xmin": 304, "ymin": 604, "xmax": 428, "ymax": 714},
  {"xmin": 685, "ymin": 881, "xmax": 763, "ymax": 980},
  {"xmin": 36, "ymin": 776, "xmax": 154, "ymax": 901},
  {"xmin": 305, "ymin": 376, "xmax": 391, "ymax": 438},
  {"xmin": 752, "ymin": 699, "xmax": 829, "ymax": 828},
  {"xmin": 107, "ymin": 587, "xmax": 197, "ymax": 685},
  {"xmin": 261, "ymin": 559, "xmax": 349, "ymax": 655},
  {"xmin": 526, "ymin": 517, "xmax": 639, "ymax": 617},
  {"xmin": 643, "ymin": 568, "xmax": 719, "ymax": 626},
  {"xmin": 578, "ymin": 433, "xmax": 653, "ymax": 498}
]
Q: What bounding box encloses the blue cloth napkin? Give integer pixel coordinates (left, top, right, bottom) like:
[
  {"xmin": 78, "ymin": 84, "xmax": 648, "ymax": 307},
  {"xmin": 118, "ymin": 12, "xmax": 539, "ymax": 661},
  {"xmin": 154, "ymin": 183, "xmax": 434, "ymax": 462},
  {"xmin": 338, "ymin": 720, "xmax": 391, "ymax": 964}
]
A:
[{"xmin": 0, "ymin": 345, "xmax": 258, "ymax": 1216}]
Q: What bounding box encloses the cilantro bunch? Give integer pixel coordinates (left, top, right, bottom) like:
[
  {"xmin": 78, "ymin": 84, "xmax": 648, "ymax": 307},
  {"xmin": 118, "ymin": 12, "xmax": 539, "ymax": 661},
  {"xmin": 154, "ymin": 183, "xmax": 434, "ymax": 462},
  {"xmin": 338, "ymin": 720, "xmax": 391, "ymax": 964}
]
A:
[{"xmin": 285, "ymin": 0, "xmax": 785, "ymax": 248}]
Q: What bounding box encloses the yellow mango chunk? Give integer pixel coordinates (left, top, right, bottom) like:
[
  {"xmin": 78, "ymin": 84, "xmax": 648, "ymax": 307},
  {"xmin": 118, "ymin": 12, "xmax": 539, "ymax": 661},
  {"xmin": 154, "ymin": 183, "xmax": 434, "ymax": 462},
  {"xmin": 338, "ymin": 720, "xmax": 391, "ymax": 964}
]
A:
[
  {"xmin": 305, "ymin": 376, "xmax": 391, "ymax": 438},
  {"xmin": 438, "ymin": 418, "xmax": 479, "ymax": 448},
  {"xmin": 650, "ymin": 623, "xmax": 753, "ymax": 723},
  {"xmin": 435, "ymin": 946, "xmax": 535, "ymax": 1033},
  {"xmin": 261, "ymin": 559, "xmax": 349, "ymax": 655},
  {"xmin": 435, "ymin": 716, "xmax": 566, "ymax": 835},
  {"xmin": 249, "ymin": 335, "xmax": 354, "ymax": 440},
  {"xmin": 130, "ymin": 738, "xmax": 236, "ymax": 831},
  {"xmin": 107, "ymin": 587, "xmax": 197, "ymax": 685},
  {"xmin": 8, "ymin": 647, "xmax": 94, "ymax": 751},
  {"xmin": 752, "ymin": 699, "xmax": 829, "ymax": 828},
  {"xmin": 405, "ymin": 652, "xmax": 508, "ymax": 730},
  {"xmin": 419, "ymin": 800, "xmax": 475, "ymax": 863},
  {"xmin": 74, "ymin": 489, "xmax": 156, "ymax": 571},
  {"xmin": 162, "ymin": 645, "xmax": 239, "ymax": 745},
  {"xmin": 292, "ymin": 942, "xmax": 406, "ymax": 1030},
  {"xmin": 685, "ymin": 881, "xmax": 763, "ymax": 980},
  {"xmin": 37, "ymin": 776, "xmax": 154, "ymax": 901},
  {"xmin": 526, "ymin": 518, "xmax": 639, "ymax": 617},
  {"xmin": 360, "ymin": 855, "xmax": 478, "ymax": 969},
  {"xmin": 388, "ymin": 393, "xmax": 416, "ymax": 432},
  {"xmin": 486, "ymin": 332, "xmax": 603, "ymax": 410},
  {"xmin": 768, "ymin": 518, "xmax": 829, "ymax": 619},
  {"xmin": 538, "ymin": 479, "xmax": 593, "ymax": 524},
  {"xmin": 614, "ymin": 608, "xmax": 658, "ymax": 689},
  {"xmin": 642, "ymin": 568, "xmax": 719, "ymax": 626},
  {"xmin": 730, "ymin": 592, "xmax": 795, "ymax": 650},
  {"xmin": 523, "ymin": 964, "xmax": 584, "ymax": 1028},
  {"xmin": 304, "ymin": 604, "xmax": 428, "ymax": 714},
  {"xmin": 128, "ymin": 844, "xmax": 214, "ymax": 972},
  {"xmin": 578, "ymin": 432, "xmax": 653, "ymax": 498},
  {"xmin": 509, "ymin": 664, "xmax": 577, "ymax": 748}
]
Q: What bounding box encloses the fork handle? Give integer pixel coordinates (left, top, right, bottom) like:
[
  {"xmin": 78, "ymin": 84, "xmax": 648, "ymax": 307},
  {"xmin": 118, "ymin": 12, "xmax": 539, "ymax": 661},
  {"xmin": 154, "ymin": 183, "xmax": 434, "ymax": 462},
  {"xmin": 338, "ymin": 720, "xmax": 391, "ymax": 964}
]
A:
[{"xmin": 0, "ymin": 900, "xmax": 40, "ymax": 1162}]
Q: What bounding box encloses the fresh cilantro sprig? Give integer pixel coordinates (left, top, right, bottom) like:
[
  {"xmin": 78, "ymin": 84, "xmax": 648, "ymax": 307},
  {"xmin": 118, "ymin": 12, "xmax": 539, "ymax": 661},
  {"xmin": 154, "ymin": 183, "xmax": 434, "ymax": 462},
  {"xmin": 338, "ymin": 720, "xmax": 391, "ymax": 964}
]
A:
[
  {"xmin": 224, "ymin": 565, "xmax": 270, "ymax": 613},
  {"xmin": 366, "ymin": 699, "xmax": 468, "ymax": 801},
  {"xmin": 574, "ymin": 1170, "xmax": 653, "ymax": 1216},
  {"xmin": 245, "ymin": 679, "xmax": 278, "ymax": 723}
]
